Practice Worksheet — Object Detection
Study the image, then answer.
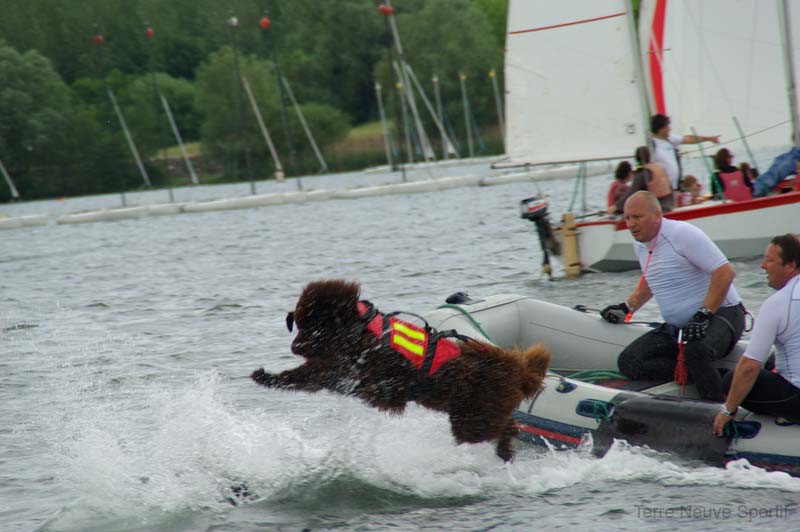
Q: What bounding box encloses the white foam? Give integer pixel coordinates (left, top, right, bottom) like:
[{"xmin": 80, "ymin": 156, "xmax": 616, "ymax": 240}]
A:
[{"xmin": 41, "ymin": 367, "xmax": 800, "ymax": 529}]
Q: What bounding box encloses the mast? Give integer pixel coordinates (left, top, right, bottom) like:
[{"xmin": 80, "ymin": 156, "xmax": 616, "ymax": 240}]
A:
[
  {"xmin": 107, "ymin": 86, "xmax": 152, "ymax": 189},
  {"xmin": 384, "ymin": 0, "xmax": 436, "ymax": 161},
  {"xmin": 160, "ymin": 93, "xmax": 200, "ymax": 184},
  {"xmin": 375, "ymin": 81, "xmax": 395, "ymax": 168},
  {"xmin": 779, "ymin": 0, "xmax": 800, "ymax": 146},
  {"xmin": 227, "ymin": 15, "xmax": 255, "ymax": 194},
  {"xmin": 241, "ymin": 77, "xmax": 285, "ymax": 180},
  {"xmin": 144, "ymin": 24, "xmax": 172, "ymax": 202},
  {"xmin": 432, "ymin": 74, "xmax": 449, "ymax": 159},
  {"xmin": 396, "ymin": 76, "xmax": 413, "ymax": 164},
  {"xmin": 0, "ymin": 159, "xmax": 20, "ymax": 200},
  {"xmin": 403, "ymin": 65, "xmax": 457, "ymax": 158},
  {"xmin": 459, "ymin": 73, "xmax": 474, "ymax": 158},
  {"xmin": 93, "ymin": 30, "xmax": 127, "ymax": 206},
  {"xmin": 489, "ymin": 68, "xmax": 506, "ymax": 152},
  {"xmin": 281, "ymin": 75, "xmax": 329, "ymax": 173},
  {"xmin": 625, "ymin": 0, "xmax": 651, "ymax": 145}
]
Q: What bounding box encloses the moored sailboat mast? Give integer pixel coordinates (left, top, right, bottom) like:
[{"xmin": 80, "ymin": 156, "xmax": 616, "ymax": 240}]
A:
[{"xmin": 779, "ymin": 0, "xmax": 800, "ymax": 146}]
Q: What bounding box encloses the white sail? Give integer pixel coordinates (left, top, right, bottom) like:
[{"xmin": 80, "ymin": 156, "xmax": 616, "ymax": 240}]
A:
[
  {"xmin": 504, "ymin": 0, "xmax": 648, "ymax": 166},
  {"xmin": 638, "ymin": 0, "xmax": 798, "ymax": 158}
]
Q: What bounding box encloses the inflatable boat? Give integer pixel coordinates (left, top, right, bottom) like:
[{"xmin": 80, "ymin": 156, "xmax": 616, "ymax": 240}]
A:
[{"xmin": 421, "ymin": 293, "xmax": 800, "ymax": 475}]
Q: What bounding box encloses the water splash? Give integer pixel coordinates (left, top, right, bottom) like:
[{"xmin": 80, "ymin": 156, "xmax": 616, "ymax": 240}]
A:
[{"xmin": 35, "ymin": 362, "xmax": 800, "ymax": 531}]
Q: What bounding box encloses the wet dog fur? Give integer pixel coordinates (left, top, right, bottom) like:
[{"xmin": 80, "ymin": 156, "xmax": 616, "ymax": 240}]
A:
[{"xmin": 251, "ymin": 279, "xmax": 551, "ymax": 461}]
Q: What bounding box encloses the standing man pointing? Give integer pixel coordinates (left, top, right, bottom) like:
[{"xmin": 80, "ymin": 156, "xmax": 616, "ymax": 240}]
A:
[{"xmin": 651, "ymin": 113, "xmax": 720, "ymax": 191}]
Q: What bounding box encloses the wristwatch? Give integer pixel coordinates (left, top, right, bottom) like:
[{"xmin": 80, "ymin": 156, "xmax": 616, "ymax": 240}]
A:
[
  {"xmin": 698, "ymin": 306, "xmax": 712, "ymax": 317},
  {"xmin": 720, "ymin": 404, "xmax": 738, "ymax": 417}
]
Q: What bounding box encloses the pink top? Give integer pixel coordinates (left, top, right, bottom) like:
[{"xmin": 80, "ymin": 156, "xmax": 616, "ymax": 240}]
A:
[
  {"xmin": 678, "ymin": 192, "xmax": 694, "ymax": 207},
  {"xmin": 607, "ymin": 181, "xmax": 629, "ymax": 209}
]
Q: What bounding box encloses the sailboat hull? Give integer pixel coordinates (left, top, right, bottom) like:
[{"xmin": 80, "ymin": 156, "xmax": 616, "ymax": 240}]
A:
[{"xmin": 555, "ymin": 191, "xmax": 800, "ymax": 272}]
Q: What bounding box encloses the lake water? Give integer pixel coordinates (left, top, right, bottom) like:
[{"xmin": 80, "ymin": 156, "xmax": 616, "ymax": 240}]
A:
[{"xmin": 3, "ymin": 161, "xmax": 799, "ymax": 532}]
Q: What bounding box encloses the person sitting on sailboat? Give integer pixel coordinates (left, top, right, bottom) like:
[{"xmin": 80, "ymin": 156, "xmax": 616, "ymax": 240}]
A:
[
  {"xmin": 614, "ymin": 146, "xmax": 674, "ymax": 213},
  {"xmin": 650, "ymin": 114, "xmax": 720, "ymax": 191},
  {"xmin": 713, "ymin": 234, "xmax": 800, "ymax": 435},
  {"xmin": 678, "ymin": 175, "xmax": 704, "ymax": 207},
  {"xmin": 739, "ymin": 162, "xmax": 759, "ymax": 187},
  {"xmin": 600, "ymin": 191, "xmax": 745, "ymax": 402},
  {"xmin": 752, "ymin": 146, "xmax": 800, "ymax": 197},
  {"xmin": 710, "ymin": 148, "xmax": 753, "ymax": 201},
  {"xmin": 607, "ymin": 161, "xmax": 632, "ymax": 214}
]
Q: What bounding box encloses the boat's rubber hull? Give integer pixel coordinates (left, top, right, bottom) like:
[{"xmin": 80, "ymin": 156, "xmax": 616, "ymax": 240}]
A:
[{"xmin": 423, "ymin": 293, "xmax": 800, "ymax": 474}]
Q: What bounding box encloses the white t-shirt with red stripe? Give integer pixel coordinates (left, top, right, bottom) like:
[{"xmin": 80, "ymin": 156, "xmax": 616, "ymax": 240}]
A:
[
  {"xmin": 744, "ymin": 275, "xmax": 800, "ymax": 388},
  {"xmin": 633, "ymin": 218, "xmax": 741, "ymax": 328}
]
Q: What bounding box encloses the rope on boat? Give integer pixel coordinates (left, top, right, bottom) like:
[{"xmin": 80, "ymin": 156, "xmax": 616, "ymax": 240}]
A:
[
  {"xmin": 591, "ymin": 400, "xmax": 614, "ymax": 422},
  {"xmin": 566, "ymin": 369, "xmax": 628, "ymax": 382},
  {"xmin": 680, "ymin": 119, "xmax": 791, "ymax": 157},
  {"xmin": 435, "ymin": 303, "xmax": 495, "ymax": 344}
]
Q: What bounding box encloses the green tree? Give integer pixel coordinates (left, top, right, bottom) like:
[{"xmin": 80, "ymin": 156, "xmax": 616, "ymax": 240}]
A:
[
  {"xmin": 276, "ymin": 0, "xmax": 384, "ymax": 124},
  {"xmin": 283, "ymin": 102, "xmax": 351, "ymax": 174},
  {"xmin": 195, "ymin": 47, "xmax": 272, "ymax": 174},
  {"xmin": 119, "ymin": 73, "xmax": 200, "ymax": 154},
  {"xmin": 374, "ymin": 0, "xmax": 503, "ymax": 156},
  {"xmin": 0, "ymin": 44, "xmax": 74, "ymax": 198},
  {"xmin": 195, "ymin": 46, "xmax": 350, "ymax": 179},
  {"xmin": 474, "ymin": 0, "xmax": 508, "ymax": 49},
  {"xmin": 55, "ymin": 103, "xmax": 137, "ymax": 197}
]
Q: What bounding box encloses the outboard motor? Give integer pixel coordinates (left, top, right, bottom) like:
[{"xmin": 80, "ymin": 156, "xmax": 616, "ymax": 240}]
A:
[{"xmin": 520, "ymin": 195, "xmax": 560, "ymax": 279}]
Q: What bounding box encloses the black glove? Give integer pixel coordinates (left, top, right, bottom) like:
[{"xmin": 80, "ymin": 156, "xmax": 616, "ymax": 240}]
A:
[
  {"xmin": 683, "ymin": 307, "xmax": 712, "ymax": 341},
  {"xmin": 600, "ymin": 302, "xmax": 630, "ymax": 324}
]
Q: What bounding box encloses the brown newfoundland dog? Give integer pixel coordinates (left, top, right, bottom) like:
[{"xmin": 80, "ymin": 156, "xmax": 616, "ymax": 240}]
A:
[{"xmin": 251, "ymin": 279, "xmax": 551, "ymax": 461}]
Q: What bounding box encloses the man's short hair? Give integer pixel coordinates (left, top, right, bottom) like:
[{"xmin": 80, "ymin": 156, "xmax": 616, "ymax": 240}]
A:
[
  {"xmin": 650, "ymin": 114, "xmax": 670, "ymax": 134},
  {"xmin": 624, "ymin": 190, "xmax": 662, "ymax": 214},
  {"xmin": 771, "ymin": 234, "xmax": 800, "ymax": 266}
]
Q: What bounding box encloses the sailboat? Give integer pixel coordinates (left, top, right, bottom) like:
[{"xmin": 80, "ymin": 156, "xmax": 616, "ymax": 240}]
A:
[
  {"xmin": 526, "ymin": 0, "xmax": 800, "ymax": 273},
  {"xmin": 641, "ymin": 0, "xmax": 796, "ymax": 154},
  {"xmin": 504, "ymin": 0, "xmax": 649, "ymax": 167},
  {"xmin": 499, "ymin": 0, "xmax": 647, "ymax": 184}
]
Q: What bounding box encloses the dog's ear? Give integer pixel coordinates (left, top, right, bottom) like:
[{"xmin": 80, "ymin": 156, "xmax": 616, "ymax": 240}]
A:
[{"xmin": 286, "ymin": 311, "xmax": 294, "ymax": 332}]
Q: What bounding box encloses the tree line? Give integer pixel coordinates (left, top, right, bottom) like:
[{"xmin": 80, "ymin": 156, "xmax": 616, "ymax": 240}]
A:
[{"xmin": 0, "ymin": 0, "xmax": 506, "ymax": 202}]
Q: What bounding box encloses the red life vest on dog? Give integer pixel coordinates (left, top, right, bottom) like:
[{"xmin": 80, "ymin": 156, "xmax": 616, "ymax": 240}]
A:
[{"xmin": 357, "ymin": 300, "xmax": 462, "ymax": 376}]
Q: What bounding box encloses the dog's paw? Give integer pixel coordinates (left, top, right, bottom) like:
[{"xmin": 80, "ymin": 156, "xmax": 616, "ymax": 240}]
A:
[{"xmin": 250, "ymin": 367, "xmax": 273, "ymax": 386}]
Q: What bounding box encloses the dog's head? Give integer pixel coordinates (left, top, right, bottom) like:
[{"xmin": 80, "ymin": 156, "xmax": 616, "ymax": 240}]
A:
[{"xmin": 287, "ymin": 279, "xmax": 363, "ymax": 358}]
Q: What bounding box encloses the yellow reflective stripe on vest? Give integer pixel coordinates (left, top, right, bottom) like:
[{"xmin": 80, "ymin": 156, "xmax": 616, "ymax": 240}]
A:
[
  {"xmin": 390, "ymin": 320, "xmax": 426, "ymax": 358},
  {"xmin": 392, "ymin": 321, "xmax": 425, "ymax": 341},
  {"xmin": 392, "ymin": 334, "xmax": 425, "ymax": 357}
]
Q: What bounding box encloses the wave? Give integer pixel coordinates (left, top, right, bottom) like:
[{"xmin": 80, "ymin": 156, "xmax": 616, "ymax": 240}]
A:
[{"xmin": 34, "ymin": 369, "xmax": 800, "ymax": 532}]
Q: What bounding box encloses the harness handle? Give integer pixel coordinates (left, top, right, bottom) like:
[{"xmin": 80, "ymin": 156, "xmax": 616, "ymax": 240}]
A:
[
  {"xmin": 437, "ymin": 329, "xmax": 481, "ymax": 346},
  {"xmin": 381, "ymin": 310, "xmax": 431, "ymax": 332}
]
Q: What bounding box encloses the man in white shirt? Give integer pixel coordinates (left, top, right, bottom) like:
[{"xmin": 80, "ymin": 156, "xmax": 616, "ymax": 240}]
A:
[
  {"xmin": 713, "ymin": 234, "xmax": 800, "ymax": 435},
  {"xmin": 651, "ymin": 114, "xmax": 720, "ymax": 190},
  {"xmin": 600, "ymin": 191, "xmax": 745, "ymax": 401}
]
